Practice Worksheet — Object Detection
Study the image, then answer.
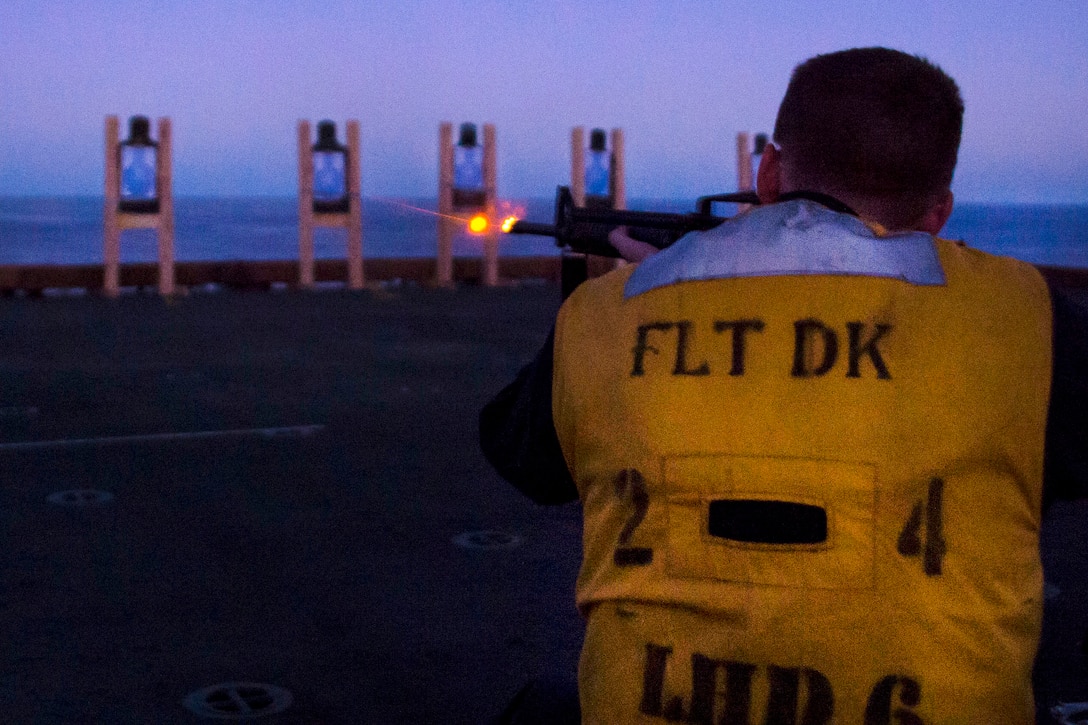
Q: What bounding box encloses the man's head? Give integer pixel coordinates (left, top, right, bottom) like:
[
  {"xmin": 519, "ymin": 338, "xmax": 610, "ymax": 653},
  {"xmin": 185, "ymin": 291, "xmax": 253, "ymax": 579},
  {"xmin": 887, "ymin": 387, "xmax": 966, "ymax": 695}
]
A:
[{"xmin": 758, "ymin": 47, "xmax": 963, "ymax": 233}]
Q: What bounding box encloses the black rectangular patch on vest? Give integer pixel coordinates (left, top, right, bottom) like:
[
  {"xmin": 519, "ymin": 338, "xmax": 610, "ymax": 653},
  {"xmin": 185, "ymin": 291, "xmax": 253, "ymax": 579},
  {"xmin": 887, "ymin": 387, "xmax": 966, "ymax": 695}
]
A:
[{"xmin": 708, "ymin": 499, "xmax": 828, "ymax": 545}]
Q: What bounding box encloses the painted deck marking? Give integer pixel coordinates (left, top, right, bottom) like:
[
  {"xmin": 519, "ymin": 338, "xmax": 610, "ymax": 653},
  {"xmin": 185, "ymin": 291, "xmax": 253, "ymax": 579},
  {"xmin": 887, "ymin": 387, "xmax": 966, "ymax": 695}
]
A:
[{"xmin": 0, "ymin": 425, "xmax": 324, "ymax": 452}]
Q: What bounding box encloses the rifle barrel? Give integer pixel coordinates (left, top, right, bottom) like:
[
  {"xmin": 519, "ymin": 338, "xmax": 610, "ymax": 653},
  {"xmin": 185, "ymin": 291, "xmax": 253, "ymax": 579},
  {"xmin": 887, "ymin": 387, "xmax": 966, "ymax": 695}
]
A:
[{"xmin": 507, "ymin": 221, "xmax": 557, "ymax": 237}]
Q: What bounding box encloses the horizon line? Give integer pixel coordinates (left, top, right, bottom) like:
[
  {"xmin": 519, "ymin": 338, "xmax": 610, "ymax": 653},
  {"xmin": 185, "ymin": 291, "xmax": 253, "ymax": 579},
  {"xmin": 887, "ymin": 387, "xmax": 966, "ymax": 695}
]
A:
[{"xmin": 1, "ymin": 194, "xmax": 1086, "ymax": 207}]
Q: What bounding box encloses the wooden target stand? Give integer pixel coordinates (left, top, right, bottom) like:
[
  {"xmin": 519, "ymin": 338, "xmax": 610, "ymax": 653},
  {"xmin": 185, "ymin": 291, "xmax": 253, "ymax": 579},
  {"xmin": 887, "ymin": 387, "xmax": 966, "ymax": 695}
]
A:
[
  {"xmin": 103, "ymin": 116, "xmax": 175, "ymax": 297},
  {"xmin": 735, "ymin": 131, "xmax": 767, "ymax": 211},
  {"xmin": 297, "ymin": 120, "xmax": 364, "ymax": 290},
  {"xmin": 568, "ymin": 126, "xmax": 626, "ymax": 289},
  {"xmin": 437, "ymin": 122, "xmax": 498, "ymax": 287}
]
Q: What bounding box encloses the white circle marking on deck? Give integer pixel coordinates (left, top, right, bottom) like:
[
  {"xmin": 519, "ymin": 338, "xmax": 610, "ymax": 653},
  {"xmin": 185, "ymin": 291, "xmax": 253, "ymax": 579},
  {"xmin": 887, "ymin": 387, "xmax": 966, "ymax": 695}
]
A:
[
  {"xmin": 453, "ymin": 530, "xmax": 523, "ymax": 550},
  {"xmin": 182, "ymin": 682, "xmax": 293, "ymax": 720},
  {"xmin": 46, "ymin": 490, "xmax": 114, "ymax": 506}
]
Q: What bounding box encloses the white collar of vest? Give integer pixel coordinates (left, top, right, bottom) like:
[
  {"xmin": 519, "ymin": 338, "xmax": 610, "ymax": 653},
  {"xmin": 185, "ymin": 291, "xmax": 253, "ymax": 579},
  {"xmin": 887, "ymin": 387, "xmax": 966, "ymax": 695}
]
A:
[{"xmin": 624, "ymin": 199, "xmax": 946, "ymax": 299}]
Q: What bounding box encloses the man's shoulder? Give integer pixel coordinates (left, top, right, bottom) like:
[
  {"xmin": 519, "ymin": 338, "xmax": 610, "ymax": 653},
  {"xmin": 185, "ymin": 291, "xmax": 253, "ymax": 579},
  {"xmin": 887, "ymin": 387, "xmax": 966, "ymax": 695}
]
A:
[
  {"xmin": 562, "ymin": 264, "xmax": 636, "ymax": 309},
  {"xmin": 933, "ymin": 236, "xmax": 1049, "ymax": 302},
  {"xmin": 554, "ymin": 265, "xmax": 638, "ymax": 342},
  {"xmin": 932, "ymin": 236, "xmax": 1032, "ymax": 270}
]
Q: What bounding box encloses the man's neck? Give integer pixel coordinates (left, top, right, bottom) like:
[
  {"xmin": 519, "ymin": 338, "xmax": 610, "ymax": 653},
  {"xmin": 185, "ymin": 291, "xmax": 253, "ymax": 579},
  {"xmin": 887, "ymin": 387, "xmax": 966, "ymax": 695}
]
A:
[{"xmin": 777, "ymin": 190, "xmax": 858, "ymax": 217}]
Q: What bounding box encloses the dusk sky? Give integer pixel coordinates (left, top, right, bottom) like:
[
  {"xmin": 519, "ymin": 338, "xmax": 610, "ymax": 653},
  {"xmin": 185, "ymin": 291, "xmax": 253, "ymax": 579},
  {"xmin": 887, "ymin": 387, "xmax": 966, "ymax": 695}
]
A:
[{"xmin": 1, "ymin": 0, "xmax": 1086, "ymax": 202}]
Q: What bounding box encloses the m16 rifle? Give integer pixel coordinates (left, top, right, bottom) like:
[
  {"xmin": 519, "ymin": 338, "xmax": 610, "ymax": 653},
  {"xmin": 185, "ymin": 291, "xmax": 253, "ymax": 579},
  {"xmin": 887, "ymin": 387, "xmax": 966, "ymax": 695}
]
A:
[{"xmin": 504, "ymin": 185, "xmax": 759, "ymax": 296}]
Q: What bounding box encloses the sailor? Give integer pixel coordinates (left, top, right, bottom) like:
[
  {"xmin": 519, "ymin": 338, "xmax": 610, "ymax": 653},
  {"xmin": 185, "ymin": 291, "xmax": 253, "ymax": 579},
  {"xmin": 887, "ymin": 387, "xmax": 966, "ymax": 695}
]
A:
[{"xmin": 481, "ymin": 47, "xmax": 1088, "ymax": 724}]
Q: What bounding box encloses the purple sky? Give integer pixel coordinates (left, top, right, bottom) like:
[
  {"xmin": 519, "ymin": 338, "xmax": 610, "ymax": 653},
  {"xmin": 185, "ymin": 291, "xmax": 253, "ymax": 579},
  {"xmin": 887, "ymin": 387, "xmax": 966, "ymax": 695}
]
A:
[{"xmin": 1, "ymin": 0, "xmax": 1086, "ymax": 202}]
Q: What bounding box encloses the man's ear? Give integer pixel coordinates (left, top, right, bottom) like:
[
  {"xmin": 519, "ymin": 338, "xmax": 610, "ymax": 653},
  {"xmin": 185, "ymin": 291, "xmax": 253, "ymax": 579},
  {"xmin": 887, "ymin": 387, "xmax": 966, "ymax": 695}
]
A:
[
  {"xmin": 916, "ymin": 190, "xmax": 954, "ymax": 235},
  {"xmin": 756, "ymin": 143, "xmax": 782, "ymax": 204}
]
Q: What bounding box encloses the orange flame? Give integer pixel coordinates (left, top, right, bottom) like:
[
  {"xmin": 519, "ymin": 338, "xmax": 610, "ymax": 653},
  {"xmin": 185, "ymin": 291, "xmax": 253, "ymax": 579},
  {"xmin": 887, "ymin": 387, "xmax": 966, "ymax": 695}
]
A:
[
  {"xmin": 467, "ymin": 214, "xmax": 489, "ymax": 234},
  {"xmin": 369, "ymin": 198, "xmax": 528, "ymax": 237}
]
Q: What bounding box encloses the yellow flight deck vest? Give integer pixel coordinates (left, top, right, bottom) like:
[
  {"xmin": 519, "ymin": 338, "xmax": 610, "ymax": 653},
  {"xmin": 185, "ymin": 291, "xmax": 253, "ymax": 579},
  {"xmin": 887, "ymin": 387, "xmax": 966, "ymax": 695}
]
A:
[{"xmin": 551, "ymin": 200, "xmax": 1052, "ymax": 724}]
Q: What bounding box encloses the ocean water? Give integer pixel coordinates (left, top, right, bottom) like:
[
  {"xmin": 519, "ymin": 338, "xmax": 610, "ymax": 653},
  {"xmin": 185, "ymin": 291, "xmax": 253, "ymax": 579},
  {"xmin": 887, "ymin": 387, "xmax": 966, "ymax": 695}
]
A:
[{"xmin": 0, "ymin": 196, "xmax": 1085, "ymax": 268}]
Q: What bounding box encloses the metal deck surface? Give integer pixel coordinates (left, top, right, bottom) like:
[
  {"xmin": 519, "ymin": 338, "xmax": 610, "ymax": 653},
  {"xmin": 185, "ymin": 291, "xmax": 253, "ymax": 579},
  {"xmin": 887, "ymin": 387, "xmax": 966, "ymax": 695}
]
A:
[{"xmin": 0, "ymin": 284, "xmax": 1083, "ymax": 723}]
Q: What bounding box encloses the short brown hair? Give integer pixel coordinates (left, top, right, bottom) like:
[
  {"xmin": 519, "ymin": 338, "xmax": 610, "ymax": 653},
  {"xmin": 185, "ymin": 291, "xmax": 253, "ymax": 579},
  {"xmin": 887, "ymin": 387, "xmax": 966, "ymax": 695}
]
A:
[{"xmin": 773, "ymin": 47, "xmax": 963, "ymax": 227}]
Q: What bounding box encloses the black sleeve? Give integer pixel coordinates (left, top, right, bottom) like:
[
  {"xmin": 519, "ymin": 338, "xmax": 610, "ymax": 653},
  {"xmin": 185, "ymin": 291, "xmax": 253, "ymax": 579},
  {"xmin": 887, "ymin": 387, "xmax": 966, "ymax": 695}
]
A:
[
  {"xmin": 479, "ymin": 329, "xmax": 579, "ymax": 505},
  {"xmin": 1044, "ymin": 281, "xmax": 1088, "ymax": 506}
]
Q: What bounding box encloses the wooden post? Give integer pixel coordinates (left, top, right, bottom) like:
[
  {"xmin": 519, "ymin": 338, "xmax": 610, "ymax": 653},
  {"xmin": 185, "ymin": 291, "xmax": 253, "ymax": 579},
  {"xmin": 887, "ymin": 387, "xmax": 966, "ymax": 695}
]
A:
[
  {"xmin": 574, "ymin": 127, "xmax": 626, "ymax": 281},
  {"xmin": 570, "ymin": 127, "xmax": 586, "ymax": 207},
  {"xmin": 103, "ymin": 116, "xmax": 121, "ymax": 297},
  {"xmin": 297, "ymin": 119, "xmax": 363, "ymax": 290},
  {"xmin": 564, "ymin": 126, "xmax": 589, "ymax": 289},
  {"xmin": 436, "ymin": 122, "xmax": 454, "ymax": 286},
  {"xmin": 103, "ymin": 115, "xmax": 175, "ymax": 297},
  {"xmin": 610, "ymin": 128, "xmax": 626, "ymax": 211},
  {"xmin": 585, "ymin": 127, "xmax": 627, "ymax": 276},
  {"xmin": 156, "ymin": 117, "xmax": 175, "ymax": 296},
  {"xmin": 438, "ymin": 121, "xmax": 497, "ymax": 287},
  {"xmin": 736, "ymin": 131, "xmax": 754, "ymax": 213},
  {"xmin": 736, "ymin": 131, "xmax": 753, "ymax": 191},
  {"xmin": 482, "ymin": 123, "xmax": 498, "ymax": 287},
  {"xmin": 346, "ymin": 120, "xmax": 364, "ymax": 290},
  {"xmin": 297, "ymin": 120, "xmax": 315, "ymax": 289}
]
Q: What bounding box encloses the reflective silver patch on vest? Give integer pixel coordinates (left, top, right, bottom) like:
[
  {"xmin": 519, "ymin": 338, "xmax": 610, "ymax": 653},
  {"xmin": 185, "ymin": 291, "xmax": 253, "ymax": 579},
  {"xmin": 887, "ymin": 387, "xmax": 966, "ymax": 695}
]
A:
[{"xmin": 624, "ymin": 199, "xmax": 946, "ymax": 299}]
